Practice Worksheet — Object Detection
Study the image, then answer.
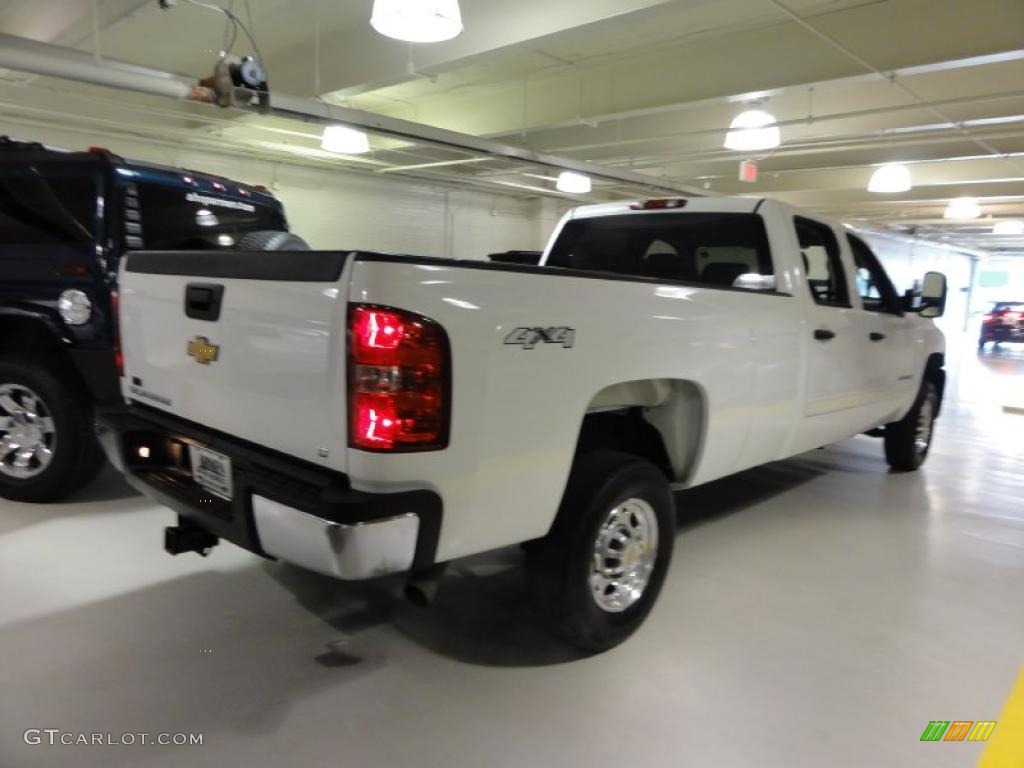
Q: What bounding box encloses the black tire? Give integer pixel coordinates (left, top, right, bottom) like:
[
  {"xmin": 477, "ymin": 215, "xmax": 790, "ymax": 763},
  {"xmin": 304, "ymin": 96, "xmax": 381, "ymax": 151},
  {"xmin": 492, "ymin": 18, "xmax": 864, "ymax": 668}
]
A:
[
  {"xmin": 0, "ymin": 357, "xmax": 104, "ymax": 502},
  {"xmin": 978, "ymin": 339, "xmax": 986, "ymax": 350},
  {"xmin": 884, "ymin": 379, "xmax": 938, "ymax": 472},
  {"xmin": 234, "ymin": 230, "xmax": 310, "ymax": 251},
  {"xmin": 526, "ymin": 450, "xmax": 675, "ymax": 652}
]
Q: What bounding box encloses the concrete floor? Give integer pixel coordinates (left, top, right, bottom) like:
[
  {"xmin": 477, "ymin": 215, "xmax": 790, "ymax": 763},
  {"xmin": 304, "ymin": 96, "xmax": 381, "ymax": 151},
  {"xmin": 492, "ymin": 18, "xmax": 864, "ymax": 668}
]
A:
[{"xmin": 1, "ymin": 333, "xmax": 1022, "ymax": 768}]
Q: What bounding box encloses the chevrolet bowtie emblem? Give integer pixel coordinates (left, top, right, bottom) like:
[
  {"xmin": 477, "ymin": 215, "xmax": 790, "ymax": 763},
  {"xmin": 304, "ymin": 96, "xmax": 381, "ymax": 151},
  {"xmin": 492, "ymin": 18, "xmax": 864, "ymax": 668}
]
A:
[{"xmin": 187, "ymin": 336, "xmax": 220, "ymax": 365}]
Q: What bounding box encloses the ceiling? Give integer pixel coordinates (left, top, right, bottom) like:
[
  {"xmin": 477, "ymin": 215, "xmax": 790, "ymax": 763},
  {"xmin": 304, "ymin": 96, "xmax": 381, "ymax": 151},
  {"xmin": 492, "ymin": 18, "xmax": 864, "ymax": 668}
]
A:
[{"xmin": 0, "ymin": 0, "xmax": 1022, "ymax": 256}]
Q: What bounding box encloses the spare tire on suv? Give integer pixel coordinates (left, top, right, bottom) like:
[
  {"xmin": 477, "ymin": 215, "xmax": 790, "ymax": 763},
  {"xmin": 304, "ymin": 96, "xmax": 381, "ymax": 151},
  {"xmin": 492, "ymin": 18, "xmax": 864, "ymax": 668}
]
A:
[{"xmin": 235, "ymin": 230, "xmax": 310, "ymax": 251}]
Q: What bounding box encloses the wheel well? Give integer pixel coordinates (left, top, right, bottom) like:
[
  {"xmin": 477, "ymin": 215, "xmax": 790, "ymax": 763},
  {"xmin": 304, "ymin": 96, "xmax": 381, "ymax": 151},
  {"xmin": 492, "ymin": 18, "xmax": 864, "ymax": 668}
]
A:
[
  {"xmin": 0, "ymin": 316, "xmax": 84, "ymax": 390},
  {"xmin": 925, "ymin": 352, "xmax": 946, "ymax": 417},
  {"xmin": 576, "ymin": 408, "xmax": 673, "ymax": 480}
]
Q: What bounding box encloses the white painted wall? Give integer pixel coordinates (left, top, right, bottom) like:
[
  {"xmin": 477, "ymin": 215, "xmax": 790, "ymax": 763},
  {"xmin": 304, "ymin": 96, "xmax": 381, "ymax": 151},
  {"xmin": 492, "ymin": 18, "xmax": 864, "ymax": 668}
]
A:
[
  {"xmin": 973, "ymin": 257, "xmax": 1024, "ymax": 312},
  {"xmin": 1, "ymin": 123, "xmax": 547, "ymax": 259}
]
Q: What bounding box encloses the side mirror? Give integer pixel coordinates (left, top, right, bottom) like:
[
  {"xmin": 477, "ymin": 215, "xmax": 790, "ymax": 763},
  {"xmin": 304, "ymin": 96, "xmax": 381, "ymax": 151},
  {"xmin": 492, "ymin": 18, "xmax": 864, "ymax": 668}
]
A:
[{"xmin": 919, "ymin": 271, "xmax": 947, "ymax": 318}]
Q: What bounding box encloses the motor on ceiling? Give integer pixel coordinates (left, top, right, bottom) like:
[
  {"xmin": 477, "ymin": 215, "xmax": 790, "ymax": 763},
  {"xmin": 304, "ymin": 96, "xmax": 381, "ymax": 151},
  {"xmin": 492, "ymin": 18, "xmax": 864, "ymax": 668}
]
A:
[{"xmin": 158, "ymin": 0, "xmax": 269, "ymax": 111}]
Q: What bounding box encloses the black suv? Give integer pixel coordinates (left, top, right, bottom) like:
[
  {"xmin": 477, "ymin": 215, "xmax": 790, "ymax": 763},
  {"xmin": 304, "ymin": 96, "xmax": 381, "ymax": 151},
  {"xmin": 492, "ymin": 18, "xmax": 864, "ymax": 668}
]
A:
[{"xmin": 0, "ymin": 137, "xmax": 296, "ymax": 501}]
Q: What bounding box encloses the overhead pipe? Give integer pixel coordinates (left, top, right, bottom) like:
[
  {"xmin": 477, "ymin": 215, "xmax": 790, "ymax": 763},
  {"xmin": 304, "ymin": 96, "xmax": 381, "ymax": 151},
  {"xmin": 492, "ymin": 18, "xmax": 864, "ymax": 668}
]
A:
[
  {"xmin": 268, "ymin": 92, "xmax": 700, "ymax": 194},
  {"xmin": 0, "ymin": 32, "xmax": 206, "ymax": 102},
  {"xmin": 0, "ymin": 32, "xmax": 699, "ymax": 197}
]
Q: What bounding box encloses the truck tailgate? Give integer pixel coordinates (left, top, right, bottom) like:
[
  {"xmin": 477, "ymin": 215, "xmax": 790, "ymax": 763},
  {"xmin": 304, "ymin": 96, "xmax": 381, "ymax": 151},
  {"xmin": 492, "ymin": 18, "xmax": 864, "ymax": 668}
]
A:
[{"xmin": 118, "ymin": 251, "xmax": 350, "ymax": 470}]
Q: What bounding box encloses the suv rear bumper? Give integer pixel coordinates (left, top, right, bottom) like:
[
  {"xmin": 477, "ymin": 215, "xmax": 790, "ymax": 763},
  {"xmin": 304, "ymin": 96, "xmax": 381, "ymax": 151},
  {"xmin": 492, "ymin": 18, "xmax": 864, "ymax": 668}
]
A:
[{"xmin": 95, "ymin": 406, "xmax": 441, "ymax": 579}]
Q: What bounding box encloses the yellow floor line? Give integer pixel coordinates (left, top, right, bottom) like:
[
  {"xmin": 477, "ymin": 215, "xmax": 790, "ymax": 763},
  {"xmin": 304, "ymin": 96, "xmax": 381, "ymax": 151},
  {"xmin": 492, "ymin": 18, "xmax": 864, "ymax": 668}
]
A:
[
  {"xmin": 1002, "ymin": 405, "xmax": 1024, "ymax": 415},
  {"xmin": 978, "ymin": 667, "xmax": 1024, "ymax": 767}
]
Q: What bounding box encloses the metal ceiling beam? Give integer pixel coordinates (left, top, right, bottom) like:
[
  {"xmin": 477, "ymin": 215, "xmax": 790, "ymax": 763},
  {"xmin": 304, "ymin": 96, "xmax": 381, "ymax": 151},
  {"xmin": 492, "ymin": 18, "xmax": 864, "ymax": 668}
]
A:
[
  {"xmin": 267, "ymin": 93, "xmax": 699, "ymax": 194},
  {"xmin": 0, "ymin": 32, "xmax": 700, "ymax": 197},
  {"xmin": 353, "ymin": 0, "xmax": 1024, "ymax": 140},
  {"xmin": 764, "ymin": 0, "xmax": 1024, "ymax": 177},
  {"xmin": 269, "ymin": 0, "xmax": 679, "ymax": 98}
]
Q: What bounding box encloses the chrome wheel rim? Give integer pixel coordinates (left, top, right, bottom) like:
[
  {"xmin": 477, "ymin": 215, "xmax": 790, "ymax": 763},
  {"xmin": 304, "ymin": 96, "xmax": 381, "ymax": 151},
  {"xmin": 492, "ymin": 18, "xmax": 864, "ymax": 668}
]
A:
[
  {"xmin": 590, "ymin": 497, "xmax": 659, "ymax": 613},
  {"xmin": 915, "ymin": 392, "xmax": 935, "ymax": 456},
  {"xmin": 0, "ymin": 384, "xmax": 56, "ymax": 479}
]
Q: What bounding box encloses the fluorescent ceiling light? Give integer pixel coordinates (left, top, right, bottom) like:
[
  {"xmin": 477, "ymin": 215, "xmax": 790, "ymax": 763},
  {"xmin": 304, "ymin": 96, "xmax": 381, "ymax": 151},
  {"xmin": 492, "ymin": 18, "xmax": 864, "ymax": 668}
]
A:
[
  {"xmin": 993, "ymin": 220, "xmax": 1024, "ymax": 235},
  {"xmin": 867, "ymin": 164, "xmax": 912, "ymax": 193},
  {"xmin": 556, "ymin": 171, "xmax": 591, "ymax": 195},
  {"xmin": 321, "ymin": 125, "xmax": 370, "ymax": 154},
  {"xmin": 723, "ymin": 109, "xmax": 780, "ymax": 152},
  {"xmin": 371, "ymin": 0, "xmax": 463, "ymax": 43},
  {"xmin": 943, "ymin": 197, "xmax": 981, "ymax": 219}
]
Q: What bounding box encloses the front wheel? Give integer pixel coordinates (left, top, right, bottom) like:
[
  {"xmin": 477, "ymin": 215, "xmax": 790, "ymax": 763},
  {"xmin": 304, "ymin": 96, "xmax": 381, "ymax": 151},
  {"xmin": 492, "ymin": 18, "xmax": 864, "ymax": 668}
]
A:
[
  {"xmin": 526, "ymin": 451, "xmax": 675, "ymax": 652},
  {"xmin": 0, "ymin": 358, "xmax": 104, "ymax": 502},
  {"xmin": 884, "ymin": 380, "xmax": 938, "ymax": 472}
]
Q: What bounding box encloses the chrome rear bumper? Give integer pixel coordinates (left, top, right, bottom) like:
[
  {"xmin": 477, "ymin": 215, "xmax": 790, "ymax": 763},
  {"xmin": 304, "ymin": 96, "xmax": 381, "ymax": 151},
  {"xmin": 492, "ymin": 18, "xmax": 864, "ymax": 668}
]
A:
[{"xmin": 252, "ymin": 495, "xmax": 419, "ymax": 580}]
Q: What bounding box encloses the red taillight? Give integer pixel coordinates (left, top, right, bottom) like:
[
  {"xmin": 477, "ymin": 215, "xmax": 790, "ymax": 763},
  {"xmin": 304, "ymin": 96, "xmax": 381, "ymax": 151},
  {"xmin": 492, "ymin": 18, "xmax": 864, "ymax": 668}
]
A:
[
  {"xmin": 983, "ymin": 313, "xmax": 994, "ymax": 322},
  {"xmin": 111, "ymin": 290, "xmax": 123, "ymax": 376},
  {"xmin": 348, "ymin": 305, "xmax": 449, "ymax": 452}
]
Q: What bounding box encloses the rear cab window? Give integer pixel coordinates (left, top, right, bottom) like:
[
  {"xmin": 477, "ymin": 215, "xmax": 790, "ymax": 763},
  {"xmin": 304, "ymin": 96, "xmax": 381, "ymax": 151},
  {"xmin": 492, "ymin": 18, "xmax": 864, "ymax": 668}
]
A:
[{"xmin": 545, "ymin": 212, "xmax": 774, "ymax": 289}]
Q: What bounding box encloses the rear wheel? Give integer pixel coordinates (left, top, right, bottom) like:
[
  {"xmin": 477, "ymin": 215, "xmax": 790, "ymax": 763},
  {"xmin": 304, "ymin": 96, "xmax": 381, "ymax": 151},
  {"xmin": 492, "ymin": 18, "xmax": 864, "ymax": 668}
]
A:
[
  {"xmin": 884, "ymin": 379, "xmax": 938, "ymax": 472},
  {"xmin": 0, "ymin": 358, "xmax": 103, "ymax": 502},
  {"xmin": 526, "ymin": 451, "xmax": 675, "ymax": 652}
]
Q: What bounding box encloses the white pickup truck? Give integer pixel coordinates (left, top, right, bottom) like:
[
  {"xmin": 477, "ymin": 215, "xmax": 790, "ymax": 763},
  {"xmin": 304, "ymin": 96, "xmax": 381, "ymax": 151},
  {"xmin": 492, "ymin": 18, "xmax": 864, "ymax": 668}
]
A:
[{"xmin": 98, "ymin": 196, "xmax": 948, "ymax": 651}]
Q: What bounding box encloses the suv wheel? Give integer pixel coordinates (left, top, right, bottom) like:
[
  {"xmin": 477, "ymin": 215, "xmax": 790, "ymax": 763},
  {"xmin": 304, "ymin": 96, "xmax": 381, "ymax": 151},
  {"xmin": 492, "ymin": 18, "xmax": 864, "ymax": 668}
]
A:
[
  {"xmin": 0, "ymin": 358, "xmax": 104, "ymax": 502},
  {"xmin": 526, "ymin": 450, "xmax": 675, "ymax": 652}
]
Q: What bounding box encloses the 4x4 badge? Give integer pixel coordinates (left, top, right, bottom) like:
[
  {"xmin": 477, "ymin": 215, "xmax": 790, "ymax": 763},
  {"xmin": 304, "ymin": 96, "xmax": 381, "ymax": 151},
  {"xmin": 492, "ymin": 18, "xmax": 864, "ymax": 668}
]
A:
[
  {"xmin": 503, "ymin": 327, "xmax": 575, "ymax": 349},
  {"xmin": 187, "ymin": 336, "xmax": 220, "ymax": 365}
]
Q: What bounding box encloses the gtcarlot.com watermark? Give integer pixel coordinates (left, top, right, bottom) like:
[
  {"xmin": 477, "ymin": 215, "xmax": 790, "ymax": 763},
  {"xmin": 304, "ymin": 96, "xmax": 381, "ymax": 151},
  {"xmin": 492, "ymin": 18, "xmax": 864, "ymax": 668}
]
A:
[{"xmin": 24, "ymin": 729, "xmax": 203, "ymax": 747}]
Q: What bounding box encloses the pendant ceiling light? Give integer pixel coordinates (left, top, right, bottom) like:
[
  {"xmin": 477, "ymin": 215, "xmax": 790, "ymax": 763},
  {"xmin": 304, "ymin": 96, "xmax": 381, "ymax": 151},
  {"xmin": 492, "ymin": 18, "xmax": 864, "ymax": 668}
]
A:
[
  {"xmin": 723, "ymin": 109, "xmax": 781, "ymax": 152},
  {"xmin": 992, "ymin": 220, "xmax": 1024, "ymax": 235},
  {"xmin": 943, "ymin": 197, "xmax": 981, "ymax": 220},
  {"xmin": 556, "ymin": 171, "xmax": 591, "ymax": 195},
  {"xmin": 867, "ymin": 164, "xmax": 912, "ymax": 194},
  {"xmin": 321, "ymin": 125, "xmax": 370, "ymax": 154},
  {"xmin": 371, "ymin": 0, "xmax": 463, "ymax": 43}
]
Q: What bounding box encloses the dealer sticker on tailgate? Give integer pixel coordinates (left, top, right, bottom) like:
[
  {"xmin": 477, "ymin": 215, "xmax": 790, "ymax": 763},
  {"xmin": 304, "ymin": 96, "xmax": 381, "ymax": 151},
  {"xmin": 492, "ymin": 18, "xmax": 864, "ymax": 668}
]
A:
[{"xmin": 188, "ymin": 444, "xmax": 233, "ymax": 500}]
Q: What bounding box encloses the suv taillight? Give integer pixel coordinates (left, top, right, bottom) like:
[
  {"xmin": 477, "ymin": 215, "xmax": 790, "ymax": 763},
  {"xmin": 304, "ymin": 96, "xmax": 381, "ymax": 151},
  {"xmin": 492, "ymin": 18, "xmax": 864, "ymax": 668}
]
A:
[{"xmin": 347, "ymin": 304, "xmax": 450, "ymax": 452}]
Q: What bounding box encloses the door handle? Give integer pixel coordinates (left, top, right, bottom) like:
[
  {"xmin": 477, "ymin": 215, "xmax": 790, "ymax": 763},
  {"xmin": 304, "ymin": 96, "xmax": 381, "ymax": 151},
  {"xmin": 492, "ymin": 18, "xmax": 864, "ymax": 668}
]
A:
[
  {"xmin": 184, "ymin": 283, "xmax": 225, "ymax": 321},
  {"xmin": 869, "ymin": 332, "xmax": 886, "ymax": 341},
  {"xmin": 814, "ymin": 328, "xmax": 836, "ymax": 341}
]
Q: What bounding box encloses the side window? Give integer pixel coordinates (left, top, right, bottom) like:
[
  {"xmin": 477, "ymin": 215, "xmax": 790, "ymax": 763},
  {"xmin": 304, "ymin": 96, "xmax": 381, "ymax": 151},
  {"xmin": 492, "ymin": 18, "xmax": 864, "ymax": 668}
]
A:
[
  {"xmin": 847, "ymin": 234, "xmax": 901, "ymax": 314},
  {"xmin": 795, "ymin": 217, "xmax": 849, "ymax": 307},
  {"xmin": 0, "ymin": 170, "xmax": 96, "ymax": 245}
]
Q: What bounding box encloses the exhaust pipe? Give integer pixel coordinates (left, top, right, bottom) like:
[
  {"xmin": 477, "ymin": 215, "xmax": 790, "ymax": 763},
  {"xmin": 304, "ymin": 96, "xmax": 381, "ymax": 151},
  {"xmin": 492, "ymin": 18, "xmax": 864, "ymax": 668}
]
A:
[{"xmin": 404, "ymin": 564, "xmax": 447, "ymax": 607}]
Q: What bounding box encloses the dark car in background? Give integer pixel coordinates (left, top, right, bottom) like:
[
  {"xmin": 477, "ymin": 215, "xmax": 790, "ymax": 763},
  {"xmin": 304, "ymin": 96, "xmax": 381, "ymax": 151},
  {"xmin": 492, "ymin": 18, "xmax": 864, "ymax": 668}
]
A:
[
  {"xmin": 0, "ymin": 137, "xmax": 296, "ymax": 502},
  {"xmin": 979, "ymin": 301, "xmax": 1024, "ymax": 349}
]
